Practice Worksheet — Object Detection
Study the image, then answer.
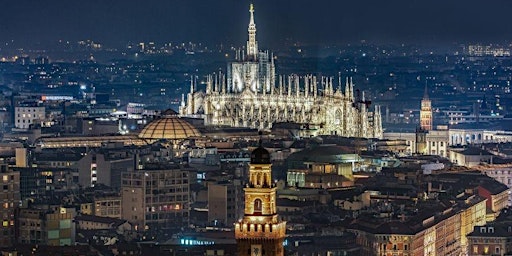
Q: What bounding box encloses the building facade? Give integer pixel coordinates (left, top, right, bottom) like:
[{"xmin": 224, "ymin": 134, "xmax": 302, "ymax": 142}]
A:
[
  {"xmin": 477, "ymin": 164, "xmax": 512, "ymax": 206},
  {"xmin": 208, "ymin": 179, "xmax": 244, "ymax": 227},
  {"xmin": 286, "ymin": 145, "xmax": 358, "ymax": 189},
  {"xmin": 45, "ymin": 206, "xmax": 76, "ymax": 246},
  {"xmin": 121, "ymin": 167, "xmax": 190, "ymax": 230},
  {"xmin": 449, "ymin": 128, "xmax": 512, "ymax": 146},
  {"xmin": 180, "ymin": 4, "xmax": 382, "ymax": 139},
  {"xmin": 0, "ymin": 164, "xmax": 20, "ymax": 247},
  {"xmin": 468, "ymin": 225, "xmax": 512, "ymax": 256},
  {"xmin": 94, "ymin": 195, "xmax": 122, "ymax": 219},
  {"xmin": 349, "ymin": 196, "xmax": 487, "ymax": 256},
  {"xmin": 14, "ymin": 105, "xmax": 45, "ymax": 129},
  {"xmin": 77, "ymin": 149, "xmax": 135, "ymax": 189},
  {"xmin": 16, "ymin": 206, "xmax": 76, "ymax": 246},
  {"xmin": 235, "ymin": 144, "xmax": 286, "ymax": 256},
  {"xmin": 17, "ymin": 208, "xmax": 45, "ymax": 245},
  {"xmin": 384, "ymin": 129, "xmax": 450, "ymax": 157}
]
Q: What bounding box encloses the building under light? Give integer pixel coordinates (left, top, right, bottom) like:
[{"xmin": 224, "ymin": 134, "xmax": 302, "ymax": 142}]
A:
[
  {"xmin": 235, "ymin": 140, "xmax": 286, "ymax": 256},
  {"xmin": 180, "ymin": 4, "xmax": 382, "ymax": 139}
]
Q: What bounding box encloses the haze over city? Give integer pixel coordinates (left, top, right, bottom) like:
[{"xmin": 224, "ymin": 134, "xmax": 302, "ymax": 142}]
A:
[{"xmin": 2, "ymin": 0, "xmax": 512, "ymax": 48}]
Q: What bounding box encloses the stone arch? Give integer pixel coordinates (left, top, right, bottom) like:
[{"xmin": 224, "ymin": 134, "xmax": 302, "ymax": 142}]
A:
[
  {"xmin": 334, "ymin": 108, "xmax": 342, "ymax": 125},
  {"xmin": 253, "ymin": 198, "xmax": 262, "ymax": 215}
]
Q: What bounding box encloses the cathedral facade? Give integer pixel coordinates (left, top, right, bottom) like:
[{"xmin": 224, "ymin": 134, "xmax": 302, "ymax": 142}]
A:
[{"xmin": 179, "ymin": 4, "xmax": 383, "ymax": 139}]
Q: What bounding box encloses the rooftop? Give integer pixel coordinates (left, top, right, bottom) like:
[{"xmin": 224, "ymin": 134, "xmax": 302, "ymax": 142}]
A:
[{"xmin": 138, "ymin": 109, "xmax": 200, "ymax": 140}]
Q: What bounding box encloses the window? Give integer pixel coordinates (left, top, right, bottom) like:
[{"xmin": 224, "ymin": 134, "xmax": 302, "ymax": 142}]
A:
[
  {"xmin": 473, "ymin": 246, "xmax": 478, "ymax": 254},
  {"xmin": 496, "ymin": 247, "xmax": 500, "ymax": 254},
  {"xmin": 48, "ymin": 230, "xmax": 59, "ymax": 239},
  {"xmin": 254, "ymin": 199, "xmax": 262, "ymax": 214},
  {"xmin": 60, "ymin": 238, "xmax": 71, "ymax": 246},
  {"xmin": 59, "ymin": 220, "xmax": 71, "ymax": 229}
]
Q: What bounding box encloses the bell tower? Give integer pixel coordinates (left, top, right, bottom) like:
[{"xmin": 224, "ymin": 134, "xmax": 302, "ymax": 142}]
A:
[
  {"xmin": 420, "ymin": 83, "xmax": 433, "ymax": 131},
  {"xmin": 235, "ymin": 141, "xmax": 286, "ymax": 256}
]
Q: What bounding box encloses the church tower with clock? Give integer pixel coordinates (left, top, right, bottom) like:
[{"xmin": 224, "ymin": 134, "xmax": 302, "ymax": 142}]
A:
[{"xmin": 235, "ymin": 141, "xmax": 286, "ymax": 256}]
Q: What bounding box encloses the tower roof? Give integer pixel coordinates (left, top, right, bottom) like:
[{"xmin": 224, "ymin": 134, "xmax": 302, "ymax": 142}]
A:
[
  {"xmin": 251, "ymin": 145, "xmax": 271, "ymax": 164},
  {"xmin": 423, "ymin": 82, "xmax": 429, "ymax": 100}
]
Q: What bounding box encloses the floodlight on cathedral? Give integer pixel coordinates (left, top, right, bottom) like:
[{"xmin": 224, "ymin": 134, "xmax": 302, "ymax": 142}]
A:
[{"xmin": 179, "ymin": 4, "xmax": 383, "ymax": 139}]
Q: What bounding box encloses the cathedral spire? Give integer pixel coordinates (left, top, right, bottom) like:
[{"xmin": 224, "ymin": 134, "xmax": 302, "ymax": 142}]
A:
[
  {"xmin": 190, "ymin": 76, "xmax": 194, "ymax": 93},
  {"xmin": 350, "ymin": 77, "xmax": 355, "ymax": 101},
  {"xmin": 345, "ymin": 77, "xmax": 350, "ymax": 98},
  {"xmin": 210, "ymin": 74, "xmax": 214, "ymax": 94},
  {"xmin": 246, "ymin": 3, "xmax": 258, "ymax": 60}
]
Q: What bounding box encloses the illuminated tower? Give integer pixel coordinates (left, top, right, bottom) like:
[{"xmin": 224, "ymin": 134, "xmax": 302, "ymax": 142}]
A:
[
  {"xmin": 246, "ymin": 3, "xmax": 258, "ymax": 60},
  {"xmin": 235, "ymin": 142, "xmax": 286, "ymax": 256},
  {"xmin": 420, "ymin": 83, "xmax": 433, "ymax": 131}
]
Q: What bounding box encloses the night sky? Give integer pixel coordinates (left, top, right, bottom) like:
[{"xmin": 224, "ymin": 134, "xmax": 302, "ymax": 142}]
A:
[{"xmin": 2, "ymin": 0, "xmax": 512, "ymax": 48}]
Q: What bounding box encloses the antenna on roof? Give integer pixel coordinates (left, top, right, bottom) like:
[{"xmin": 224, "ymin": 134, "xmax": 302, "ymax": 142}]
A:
[{"xmin": 258, "ymin": 131, "xmax": 263, "ymax": 147}]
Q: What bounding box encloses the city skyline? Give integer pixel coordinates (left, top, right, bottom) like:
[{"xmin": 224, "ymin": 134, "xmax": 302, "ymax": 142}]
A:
[
  {"xmin": 2, "ymin": 0, "xmax": 512, "ymax": 48},
  {"xmin": 1, "ymin": 1, "xmax": 512, "ymax": 255}
]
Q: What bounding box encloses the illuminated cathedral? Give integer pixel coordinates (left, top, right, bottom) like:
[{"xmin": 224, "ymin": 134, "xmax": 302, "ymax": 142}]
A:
[{"xmin": 179, "ymin": 4, "xmax": 383, "ymax": 139}]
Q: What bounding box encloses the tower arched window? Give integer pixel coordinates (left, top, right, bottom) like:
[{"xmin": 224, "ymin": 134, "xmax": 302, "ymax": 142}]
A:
[{"xmin": 254, "ymin": 199, "xmax": 262, "ymax": 215}]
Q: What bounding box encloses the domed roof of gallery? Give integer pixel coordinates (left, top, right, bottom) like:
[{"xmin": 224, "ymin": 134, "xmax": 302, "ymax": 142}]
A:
[{"xmin": 138, "ymin": 109, "xmax": 200, "ymax": 140}]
